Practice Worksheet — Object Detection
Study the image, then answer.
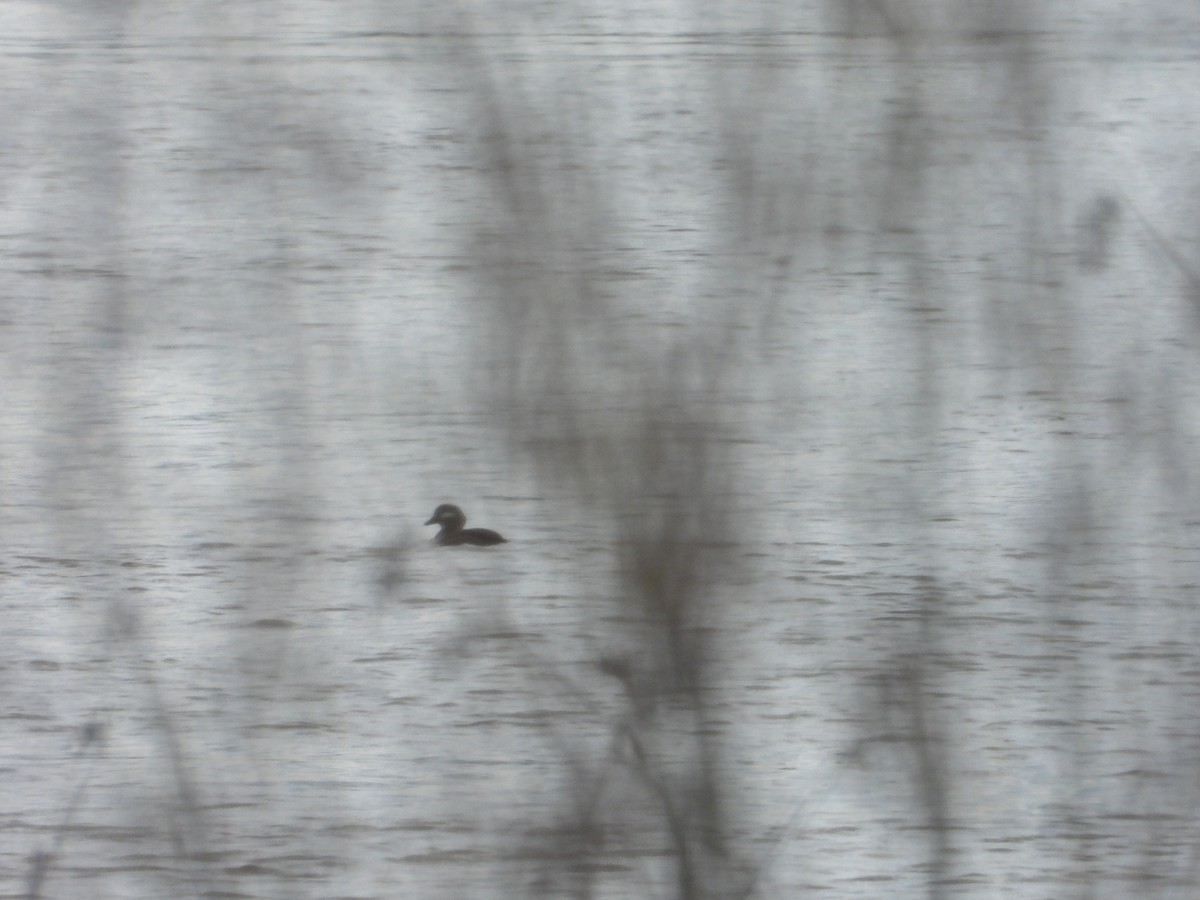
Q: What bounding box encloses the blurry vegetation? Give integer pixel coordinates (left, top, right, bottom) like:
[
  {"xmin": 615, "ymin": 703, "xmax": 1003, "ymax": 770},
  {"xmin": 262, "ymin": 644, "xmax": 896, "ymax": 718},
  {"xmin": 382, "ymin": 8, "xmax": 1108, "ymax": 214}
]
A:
[
  {"xmin": 438, "ymin": 2, "xmax": 1200, "ymax": 897},
  {"xmin": 13, "ymin": 1, "xmax": 1200, "ymax": 898}
]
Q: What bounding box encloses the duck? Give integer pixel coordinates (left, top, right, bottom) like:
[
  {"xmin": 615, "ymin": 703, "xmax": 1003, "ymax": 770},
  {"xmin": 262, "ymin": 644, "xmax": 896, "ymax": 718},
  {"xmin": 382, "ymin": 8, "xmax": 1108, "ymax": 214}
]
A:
[{"xmin": 424, "ymin": 504, "xmax": 507, "ymax": 546}]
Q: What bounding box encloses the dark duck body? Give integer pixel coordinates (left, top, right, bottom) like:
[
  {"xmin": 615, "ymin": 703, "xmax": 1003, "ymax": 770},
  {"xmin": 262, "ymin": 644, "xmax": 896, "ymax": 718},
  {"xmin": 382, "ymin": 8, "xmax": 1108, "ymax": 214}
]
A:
[{"xmin": 424, "ymin": 504, "xmax": 507, "ymax": 546}]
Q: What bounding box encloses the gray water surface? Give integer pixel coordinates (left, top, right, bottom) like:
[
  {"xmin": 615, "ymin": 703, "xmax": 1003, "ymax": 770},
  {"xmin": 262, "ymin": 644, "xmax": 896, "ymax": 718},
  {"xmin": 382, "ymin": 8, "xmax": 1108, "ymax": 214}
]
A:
[{"xmin": 5, "ymin": 5, "xmax": 1200, "ymax": 898}]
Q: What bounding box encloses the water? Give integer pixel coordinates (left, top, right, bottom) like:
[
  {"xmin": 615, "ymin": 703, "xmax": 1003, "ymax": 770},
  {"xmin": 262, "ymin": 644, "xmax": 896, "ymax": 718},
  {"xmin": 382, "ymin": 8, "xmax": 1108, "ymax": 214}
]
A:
[{"xmin": 4, "ymin": 4, "xmax": 1200, "ymax": 898}]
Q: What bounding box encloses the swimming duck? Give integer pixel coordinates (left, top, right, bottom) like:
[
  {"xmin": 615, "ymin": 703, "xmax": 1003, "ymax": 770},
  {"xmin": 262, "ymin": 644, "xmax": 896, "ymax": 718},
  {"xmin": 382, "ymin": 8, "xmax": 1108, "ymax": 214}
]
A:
[{"xmin": 424, "ymin": 504, "xmax": 507, "ymax": 546}]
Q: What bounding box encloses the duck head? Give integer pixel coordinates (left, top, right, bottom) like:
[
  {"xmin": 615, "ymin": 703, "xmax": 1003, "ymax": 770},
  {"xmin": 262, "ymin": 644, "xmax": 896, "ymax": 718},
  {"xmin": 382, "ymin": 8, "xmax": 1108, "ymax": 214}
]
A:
[{"xmin": 424, "ymin": 504, "xmax": 466, "ymax": 531}]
